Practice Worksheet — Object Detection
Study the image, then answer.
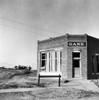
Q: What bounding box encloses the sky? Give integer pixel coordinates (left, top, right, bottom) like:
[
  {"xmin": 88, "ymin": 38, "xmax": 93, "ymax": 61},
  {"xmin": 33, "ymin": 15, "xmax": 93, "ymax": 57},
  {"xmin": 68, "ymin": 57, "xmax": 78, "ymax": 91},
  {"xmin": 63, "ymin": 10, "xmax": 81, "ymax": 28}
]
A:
[{"xmin": 0, "ymin": 0, "xmax": 99, "ymax": 69}]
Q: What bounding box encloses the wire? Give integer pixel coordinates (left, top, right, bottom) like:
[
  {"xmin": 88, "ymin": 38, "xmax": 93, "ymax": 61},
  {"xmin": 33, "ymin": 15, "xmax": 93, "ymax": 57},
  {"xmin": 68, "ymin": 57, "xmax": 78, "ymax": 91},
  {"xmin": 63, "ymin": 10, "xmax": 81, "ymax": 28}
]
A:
[
  {"xmin": 0, "ymin": 23, "xmax": 53, "ymax": 41},
  {"xmin": 0, "ymin": 23, "xmax": 42, "ymax": 34},
  {"xmin": 0, "ymin": 17, "xmax": 58, "ymax": 34}
]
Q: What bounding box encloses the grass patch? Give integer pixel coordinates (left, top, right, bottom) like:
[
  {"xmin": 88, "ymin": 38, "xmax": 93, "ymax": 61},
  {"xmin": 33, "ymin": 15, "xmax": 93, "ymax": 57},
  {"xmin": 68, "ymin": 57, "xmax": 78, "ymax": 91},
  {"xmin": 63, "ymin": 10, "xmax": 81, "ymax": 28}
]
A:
[
  {"xmin": 0, "ymin": 68, "xmax": 38, "ymax": 89},
  {"xmin": 0, "ymin": 69, "xmax": 37, "ymax": 80}
]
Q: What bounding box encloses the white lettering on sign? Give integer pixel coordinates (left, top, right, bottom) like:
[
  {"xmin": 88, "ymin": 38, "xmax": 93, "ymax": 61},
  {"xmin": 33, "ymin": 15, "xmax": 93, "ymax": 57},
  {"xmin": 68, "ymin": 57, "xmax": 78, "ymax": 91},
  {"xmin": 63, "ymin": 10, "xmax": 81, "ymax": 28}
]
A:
[{"xmin": 68, "ymin": 42, "xmax": 86, "ymax": 47}]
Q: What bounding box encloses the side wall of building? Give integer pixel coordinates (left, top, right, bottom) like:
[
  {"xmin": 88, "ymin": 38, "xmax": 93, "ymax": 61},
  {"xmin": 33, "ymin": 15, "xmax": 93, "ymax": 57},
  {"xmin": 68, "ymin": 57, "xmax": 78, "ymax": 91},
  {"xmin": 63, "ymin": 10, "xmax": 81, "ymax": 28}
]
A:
[
  {"xmin": 37, "ymin": 35, "xmax": 68, "ymax": 79},
  {"xmin": 87, "ymin": 35, "xmax": 99, "ymax": 79}
]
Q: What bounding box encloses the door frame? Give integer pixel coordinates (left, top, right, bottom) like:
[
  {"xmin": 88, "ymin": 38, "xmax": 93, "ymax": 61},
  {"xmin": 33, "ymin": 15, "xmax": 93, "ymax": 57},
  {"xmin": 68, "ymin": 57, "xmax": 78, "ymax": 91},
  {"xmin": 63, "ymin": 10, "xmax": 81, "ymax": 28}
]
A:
[{"xmin": 72, "ymin": 51, "xmax": 81, "ymax": 78}]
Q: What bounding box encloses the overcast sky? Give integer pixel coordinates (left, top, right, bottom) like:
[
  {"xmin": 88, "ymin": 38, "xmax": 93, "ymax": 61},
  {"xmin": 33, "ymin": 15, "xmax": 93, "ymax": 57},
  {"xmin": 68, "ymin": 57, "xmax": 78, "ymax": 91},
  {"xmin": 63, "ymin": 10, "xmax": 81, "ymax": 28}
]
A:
[{"xmin": 0, "ymin": 0, "xmax": 99, "ymax": 69}]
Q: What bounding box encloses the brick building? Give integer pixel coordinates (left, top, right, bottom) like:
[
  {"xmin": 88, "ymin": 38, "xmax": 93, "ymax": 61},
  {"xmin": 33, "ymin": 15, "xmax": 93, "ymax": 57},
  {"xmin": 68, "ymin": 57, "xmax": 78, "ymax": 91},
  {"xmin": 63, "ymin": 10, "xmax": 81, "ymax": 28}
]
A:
[{"xmin": 37, "ymin": 34, "xmax": 99, "ymax": 79}]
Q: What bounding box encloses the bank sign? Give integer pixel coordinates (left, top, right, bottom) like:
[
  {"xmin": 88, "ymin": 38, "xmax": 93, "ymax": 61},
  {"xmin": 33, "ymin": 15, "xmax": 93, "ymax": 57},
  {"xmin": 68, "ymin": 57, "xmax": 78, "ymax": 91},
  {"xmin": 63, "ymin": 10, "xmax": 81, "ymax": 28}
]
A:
[{"xmin": 68, "ymin": 42, "xmax": 86, "ymax": 47}]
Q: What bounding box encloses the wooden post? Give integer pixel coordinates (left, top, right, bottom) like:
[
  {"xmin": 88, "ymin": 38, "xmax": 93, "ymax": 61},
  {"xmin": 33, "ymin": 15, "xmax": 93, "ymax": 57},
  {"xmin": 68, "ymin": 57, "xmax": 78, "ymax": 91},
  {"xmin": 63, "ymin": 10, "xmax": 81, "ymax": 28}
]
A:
[
  {"xmin": 59, "ymin": 74, "xmax": 61, "ymax": 87},
  {"xmin": 38, "ymin": 74, "xmax": 40, "ymax": 86}
]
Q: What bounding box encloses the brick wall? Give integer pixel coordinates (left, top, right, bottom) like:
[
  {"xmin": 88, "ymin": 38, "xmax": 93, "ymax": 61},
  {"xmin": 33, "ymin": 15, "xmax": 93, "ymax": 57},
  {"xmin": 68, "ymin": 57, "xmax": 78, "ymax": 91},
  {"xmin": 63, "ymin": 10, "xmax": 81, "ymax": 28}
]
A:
[
  {"xmin": 37, "ymin": 35, "xmax": 67, "ymax": 79},
  {"xmin": 87, "ymin": 35, "xmax": 99, "ymax": 79},
  {"xmin": 67, "ymin": 34, "xmax": 87, "ymax": 79},
  {"xmin": 37, "ymin": 34, "xmax": 87, "ymax": 79}
]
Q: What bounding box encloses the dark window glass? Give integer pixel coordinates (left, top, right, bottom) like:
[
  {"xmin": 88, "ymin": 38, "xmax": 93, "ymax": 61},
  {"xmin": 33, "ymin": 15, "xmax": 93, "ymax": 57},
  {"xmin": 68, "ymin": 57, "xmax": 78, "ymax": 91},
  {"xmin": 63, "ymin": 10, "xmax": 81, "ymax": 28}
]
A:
[
  {"xmin": 55, "ymin": 52, "xmax": 57, "ymax": 58},
  {"xmin": 60, "ymin": 51, "xmax": 62, "ymax": 68},
  {"xmin": 60, "ymin": 51, "xmax": 62, "ymax": 58},
  {"xmin": 73, "ymin": 52, "xmax": 80, "ymax": 58},
  {"xmin": 92, "ymin": 55, "xmax": 94, "ymax": 73},
  {"xmin": 96, "ymin": 56, "xmax": 99, "ymax": 73},
  {"xmin": 55, "ymin": 59, "xmax": 57, "ymax": 71},
  {"xmin": 60, "ymin": 58, "xmax": 62, "ymax": 68},
  {"xmin": 42, "ymin": 60, "xmax": 46, "ymax": 67},
  {"xmin": 73, "ymin": 60, "xmax": 80, "ymax": 68},
  {"xmin": 41, "ymin": 53, "xmax": 46, "ymax": 71},
  {"xmin": 92, "ymin": 54, "xmax": 99, "ymax": 73},
  {"xmin": 42, "ymin": 53, "xmax": 46, "ymax": 59}
]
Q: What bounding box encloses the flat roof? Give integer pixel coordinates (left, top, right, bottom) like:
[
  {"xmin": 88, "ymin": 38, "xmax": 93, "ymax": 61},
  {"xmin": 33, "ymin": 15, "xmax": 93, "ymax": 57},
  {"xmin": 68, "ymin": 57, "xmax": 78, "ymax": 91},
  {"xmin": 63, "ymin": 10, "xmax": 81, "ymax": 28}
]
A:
[{"xmin": 38, "ymin": 33, "xmax": 87, "ymax": 43}]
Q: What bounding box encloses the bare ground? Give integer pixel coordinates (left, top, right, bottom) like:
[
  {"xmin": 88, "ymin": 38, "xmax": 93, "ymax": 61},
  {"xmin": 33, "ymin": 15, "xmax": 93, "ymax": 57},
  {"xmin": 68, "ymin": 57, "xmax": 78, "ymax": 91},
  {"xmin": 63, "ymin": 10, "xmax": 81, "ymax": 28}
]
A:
[
  {"xmin": 0, "ymin": 69, "xmax": 99, "ymax": 100},
  {"xmin": 0, "ymin": 87, "xmax": 99, "ymax": 100}
]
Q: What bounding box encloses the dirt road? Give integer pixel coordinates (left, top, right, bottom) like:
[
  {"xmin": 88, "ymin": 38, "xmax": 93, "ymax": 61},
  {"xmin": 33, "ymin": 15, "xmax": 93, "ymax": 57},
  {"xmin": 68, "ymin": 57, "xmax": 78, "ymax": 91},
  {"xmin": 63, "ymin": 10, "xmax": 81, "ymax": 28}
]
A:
[{"xmin": 0, "ymin": 87, "xmax": 99, "ymax": 100}]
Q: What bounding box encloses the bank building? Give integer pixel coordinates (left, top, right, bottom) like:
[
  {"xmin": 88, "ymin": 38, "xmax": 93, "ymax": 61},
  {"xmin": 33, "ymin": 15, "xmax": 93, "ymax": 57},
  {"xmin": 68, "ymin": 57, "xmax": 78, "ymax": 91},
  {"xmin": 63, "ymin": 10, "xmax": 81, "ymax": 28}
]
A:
[{"xmin": 37, "ymin": 34, "xmax": 99, "ymax": 79}]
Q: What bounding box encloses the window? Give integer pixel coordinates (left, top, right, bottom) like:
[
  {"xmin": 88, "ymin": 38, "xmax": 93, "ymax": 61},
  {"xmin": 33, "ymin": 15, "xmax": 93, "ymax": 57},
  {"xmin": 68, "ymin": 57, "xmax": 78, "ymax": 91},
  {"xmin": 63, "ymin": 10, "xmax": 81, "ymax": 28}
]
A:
[
  {"xmin": 73, "ymin": 60, "xmax": 80, "ymax": 68},
  {"xmin": 92, "ymin": 53, "xmax": 99, "ymax": 74},
  {"xmin": 49, "ymin": 52, "xmax": 53, "ymax": 71},
  {"xmin": 41, "ymin": 53, "xmax": 47, "ymax": 71},
  {"xmin": 60, "ymin": 51, "xmax": 62, "ymax": 68},
  {"xmin": 92, "ymin": 55, "xmax": 94, "ymax": 73},
  {"xmin": 55, "ymin": 51, "xmax": 57, "ymax": 71},
  {"xmin": 73, "ymin": 52, "xmax": 80, "ymax": 58},
  {"xmin": 96, "ymin": 55, "xmax": 99, "ymax": 73},
  {"xmin": 40, "ymin": 50, "xmax": 62, "ymax": 72}
]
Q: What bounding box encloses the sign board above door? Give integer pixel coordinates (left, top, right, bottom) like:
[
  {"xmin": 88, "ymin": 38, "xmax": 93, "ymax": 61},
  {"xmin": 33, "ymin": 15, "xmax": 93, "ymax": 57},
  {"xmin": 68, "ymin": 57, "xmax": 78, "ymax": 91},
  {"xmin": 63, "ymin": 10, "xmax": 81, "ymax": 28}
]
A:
[{"xmin": 68, "ymin": 42, "xmax": 86, "ymax": 47}]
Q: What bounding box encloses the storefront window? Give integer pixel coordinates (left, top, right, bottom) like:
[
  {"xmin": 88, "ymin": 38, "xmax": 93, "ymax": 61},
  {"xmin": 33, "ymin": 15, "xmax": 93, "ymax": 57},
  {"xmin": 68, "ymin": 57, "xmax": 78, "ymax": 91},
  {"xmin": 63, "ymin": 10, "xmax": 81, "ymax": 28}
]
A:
[{"xmin": 40, "ymin": 50, "xmax": 62, "ymax": 72}]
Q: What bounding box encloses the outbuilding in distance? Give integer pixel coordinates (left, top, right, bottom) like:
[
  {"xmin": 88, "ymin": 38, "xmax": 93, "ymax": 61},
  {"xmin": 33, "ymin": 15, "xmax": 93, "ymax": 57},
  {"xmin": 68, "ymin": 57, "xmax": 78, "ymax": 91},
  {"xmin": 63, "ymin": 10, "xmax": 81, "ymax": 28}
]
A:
[{"xmin": 37, "ymin": 34, "xmax": 99, "ymax": 79}]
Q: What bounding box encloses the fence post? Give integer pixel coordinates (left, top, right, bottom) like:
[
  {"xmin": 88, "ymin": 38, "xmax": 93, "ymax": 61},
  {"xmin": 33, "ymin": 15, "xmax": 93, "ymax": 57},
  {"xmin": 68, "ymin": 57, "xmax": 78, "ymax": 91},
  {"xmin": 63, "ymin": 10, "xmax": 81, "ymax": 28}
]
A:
[
  {"xmin": 38, "ymin": 74, "xmax": 40, "ymax": 86},
  {"xmin": 59, "ymin": 74, "xmax": 61, "ymax": 87}
]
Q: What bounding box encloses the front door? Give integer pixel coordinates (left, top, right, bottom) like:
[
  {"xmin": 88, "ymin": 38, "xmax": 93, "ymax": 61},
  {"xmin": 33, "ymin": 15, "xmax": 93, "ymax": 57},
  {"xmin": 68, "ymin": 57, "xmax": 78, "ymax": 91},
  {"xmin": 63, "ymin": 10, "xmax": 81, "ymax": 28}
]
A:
[{"xmin": 72, "ymin": 51, "xmax": 81, "ymax": 78}]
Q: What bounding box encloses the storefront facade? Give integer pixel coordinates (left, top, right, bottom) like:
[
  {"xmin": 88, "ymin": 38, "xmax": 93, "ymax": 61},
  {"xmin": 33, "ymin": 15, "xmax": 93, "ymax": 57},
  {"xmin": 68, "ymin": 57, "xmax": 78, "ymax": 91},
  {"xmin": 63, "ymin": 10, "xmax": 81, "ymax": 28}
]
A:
[{"xmin": 37, "ymin": 34, "xmax": 99, "ymax": 79}]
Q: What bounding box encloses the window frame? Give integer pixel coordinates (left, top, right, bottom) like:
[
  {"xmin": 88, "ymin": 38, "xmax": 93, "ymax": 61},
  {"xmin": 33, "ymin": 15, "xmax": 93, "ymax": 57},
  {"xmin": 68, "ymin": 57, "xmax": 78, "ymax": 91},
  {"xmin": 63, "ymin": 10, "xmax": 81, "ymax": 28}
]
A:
[
  {"xmin": 40, "ymin": 52, "xmax": 47, "ymax": 71},
  {"xmin": 40, "ymin": 49, "xmax": 63, "ymax": 72}
]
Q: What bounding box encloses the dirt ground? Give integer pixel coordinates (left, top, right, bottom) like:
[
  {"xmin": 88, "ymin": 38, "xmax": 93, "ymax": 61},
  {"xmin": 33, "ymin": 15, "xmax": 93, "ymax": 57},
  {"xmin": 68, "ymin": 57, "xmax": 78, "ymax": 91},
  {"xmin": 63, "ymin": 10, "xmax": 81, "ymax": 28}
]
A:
[
  {"xmin": 0, "ymin": 87, "xmax": 99, "ymax": 100},
  {"xmin": 0, "ymin": 69, "xmax": 99, "ymax": 100}
]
